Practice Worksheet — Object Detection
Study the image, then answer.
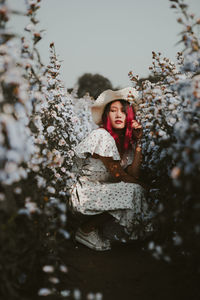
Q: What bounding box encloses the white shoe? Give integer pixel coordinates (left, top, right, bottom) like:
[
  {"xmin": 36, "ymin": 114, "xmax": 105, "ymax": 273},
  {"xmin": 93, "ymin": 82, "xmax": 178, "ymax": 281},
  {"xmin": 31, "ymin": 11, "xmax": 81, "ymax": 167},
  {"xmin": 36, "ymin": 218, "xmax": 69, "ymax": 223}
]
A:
[{"xmin": 75, "ymin": 228, "xmax": 111, "ymax": 251}]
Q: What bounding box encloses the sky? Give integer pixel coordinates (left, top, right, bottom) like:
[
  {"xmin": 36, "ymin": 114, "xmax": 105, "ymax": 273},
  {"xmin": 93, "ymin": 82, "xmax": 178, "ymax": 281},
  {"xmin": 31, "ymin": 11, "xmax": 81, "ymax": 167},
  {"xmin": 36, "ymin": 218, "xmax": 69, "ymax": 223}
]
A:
[{"xmin": 7, "ymin": 0, "xmax": 200, "ymax": 89}]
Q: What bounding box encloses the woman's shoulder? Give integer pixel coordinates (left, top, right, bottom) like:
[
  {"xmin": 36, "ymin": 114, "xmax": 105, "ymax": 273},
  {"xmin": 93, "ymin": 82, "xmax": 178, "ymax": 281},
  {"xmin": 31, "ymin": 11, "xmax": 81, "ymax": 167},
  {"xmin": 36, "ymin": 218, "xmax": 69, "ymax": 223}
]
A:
[
  {"xmin": 89, "ymin": 128, "xmax": 120, "ymax": 157},
  {"xmin": 89, "ymin": 128, "xmax": 114, "ymax": 141},
  {"xmin": 75, "ymin": 127, "xmax": 120, "ymax": 160}
]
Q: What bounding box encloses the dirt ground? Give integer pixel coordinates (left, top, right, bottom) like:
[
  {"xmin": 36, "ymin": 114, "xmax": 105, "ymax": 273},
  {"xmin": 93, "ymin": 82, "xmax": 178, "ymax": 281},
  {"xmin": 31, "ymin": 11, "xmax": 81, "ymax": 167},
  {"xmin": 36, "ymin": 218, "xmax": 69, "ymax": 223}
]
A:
[{"xmin": 62, "ymin": 237, "xmax": 200, "ymax": 300}]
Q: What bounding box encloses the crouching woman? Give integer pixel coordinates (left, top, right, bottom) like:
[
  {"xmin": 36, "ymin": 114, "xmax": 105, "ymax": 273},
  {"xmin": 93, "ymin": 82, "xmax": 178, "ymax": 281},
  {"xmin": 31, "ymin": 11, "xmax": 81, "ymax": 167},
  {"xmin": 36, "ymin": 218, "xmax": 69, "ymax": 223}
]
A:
[{"xmin": 70, "ymin": 87, "xmax": 153, "ymax": 251}]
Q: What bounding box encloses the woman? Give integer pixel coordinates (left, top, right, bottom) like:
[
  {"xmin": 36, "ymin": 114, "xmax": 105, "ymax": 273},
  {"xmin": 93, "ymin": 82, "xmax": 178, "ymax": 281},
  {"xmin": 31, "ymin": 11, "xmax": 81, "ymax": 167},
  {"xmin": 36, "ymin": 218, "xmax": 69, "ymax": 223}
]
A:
[{"xmin": 70, "ymin": 87, "xmax": 152, "ymax": 251}]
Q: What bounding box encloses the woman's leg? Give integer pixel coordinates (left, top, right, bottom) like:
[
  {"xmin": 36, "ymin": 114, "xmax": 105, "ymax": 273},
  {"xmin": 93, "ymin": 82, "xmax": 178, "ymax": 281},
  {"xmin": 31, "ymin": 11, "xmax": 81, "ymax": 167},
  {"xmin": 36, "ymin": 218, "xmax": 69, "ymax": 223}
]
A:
[{"xmin": 80, "ymin": 213, "xmax": 114, "ymax": 233}]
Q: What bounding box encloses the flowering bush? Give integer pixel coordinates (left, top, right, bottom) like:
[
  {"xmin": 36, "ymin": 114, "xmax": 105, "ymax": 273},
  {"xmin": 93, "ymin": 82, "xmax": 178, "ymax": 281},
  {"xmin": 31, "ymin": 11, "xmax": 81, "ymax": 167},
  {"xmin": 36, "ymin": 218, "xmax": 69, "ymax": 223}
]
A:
[
  {"xmin": 129, "ymin": 0, "xmax": 200, "ymax": 267},
  {"xmin": 0, "ymin": 0, "xmax": 97, "ymax": 297},
  {"xmin": 0, "ymin": 1, "xmax": 84, "ymax": 298}
]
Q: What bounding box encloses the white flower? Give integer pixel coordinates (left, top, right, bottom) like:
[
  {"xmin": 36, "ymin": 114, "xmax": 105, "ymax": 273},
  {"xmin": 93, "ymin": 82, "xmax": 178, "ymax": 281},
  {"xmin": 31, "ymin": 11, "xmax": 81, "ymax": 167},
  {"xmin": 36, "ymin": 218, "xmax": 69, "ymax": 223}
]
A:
[
  {"xmin": 0, "ymin": 193, "xmax": 5, "ymax": 202},
  {"xmin": 47, "ymin": 186, "xmax": 56, "ymax": 194},
  {"xmin": 42, "ymin": 265, "xmax": 54, "ymax": 273},
  {"xmin": 59, "ymin": 265, "xmax": 68, "ymax": 273},
  {"xmin": 38, "ymin": 288, "xmax": 52, "ymax": 296},
  {"xmin": 47, "ymin": 126, "xmax": 55, "ymax": 133},
  {"xmin": 49, "ymin": 277, "xmax": 59, "ymax": 284}
]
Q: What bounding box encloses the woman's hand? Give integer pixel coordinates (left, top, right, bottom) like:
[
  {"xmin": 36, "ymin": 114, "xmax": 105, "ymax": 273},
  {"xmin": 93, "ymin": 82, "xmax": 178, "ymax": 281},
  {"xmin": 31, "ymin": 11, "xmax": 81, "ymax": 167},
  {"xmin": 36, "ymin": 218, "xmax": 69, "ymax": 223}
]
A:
[
  {"xmin": 132, "ymin": 120, "xmax": 142, "ymax": 130},
  {"xmin": 132, "ymin": 120, "xmax": 143, "ymax": 141}
]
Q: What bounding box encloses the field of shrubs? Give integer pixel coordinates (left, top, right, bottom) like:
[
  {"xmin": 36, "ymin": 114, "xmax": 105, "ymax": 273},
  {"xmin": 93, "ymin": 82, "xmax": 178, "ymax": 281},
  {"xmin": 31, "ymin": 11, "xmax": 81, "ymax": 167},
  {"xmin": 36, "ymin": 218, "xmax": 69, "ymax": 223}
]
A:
[{"xmin": 0, "ymin": 0, "xmax": 199, "ymax": 299}]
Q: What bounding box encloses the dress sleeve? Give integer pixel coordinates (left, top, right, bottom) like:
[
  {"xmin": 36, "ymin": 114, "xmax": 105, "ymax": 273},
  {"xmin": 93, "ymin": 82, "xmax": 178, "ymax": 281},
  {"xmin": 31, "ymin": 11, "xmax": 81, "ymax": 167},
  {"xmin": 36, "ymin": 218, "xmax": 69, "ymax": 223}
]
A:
[{"xmin": 74, "ymin": 128, "xmax": 120, "ymax": 160}]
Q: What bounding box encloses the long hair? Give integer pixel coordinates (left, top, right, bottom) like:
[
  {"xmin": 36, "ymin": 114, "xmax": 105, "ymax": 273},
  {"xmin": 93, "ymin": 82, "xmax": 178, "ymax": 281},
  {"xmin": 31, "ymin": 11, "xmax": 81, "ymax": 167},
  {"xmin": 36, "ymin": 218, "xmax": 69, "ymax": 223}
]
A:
[{"xmin": 102, "ymin": 100, "xmax": 136, "ymax": 152}]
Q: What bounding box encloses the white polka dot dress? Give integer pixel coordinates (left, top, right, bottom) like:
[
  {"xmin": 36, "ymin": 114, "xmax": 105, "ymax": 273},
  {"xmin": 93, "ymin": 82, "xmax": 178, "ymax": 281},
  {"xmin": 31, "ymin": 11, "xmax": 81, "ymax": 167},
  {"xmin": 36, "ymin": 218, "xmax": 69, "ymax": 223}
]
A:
[{"xmin": 70, "ymin": 128, "xmax": 152, "ymax": 238}]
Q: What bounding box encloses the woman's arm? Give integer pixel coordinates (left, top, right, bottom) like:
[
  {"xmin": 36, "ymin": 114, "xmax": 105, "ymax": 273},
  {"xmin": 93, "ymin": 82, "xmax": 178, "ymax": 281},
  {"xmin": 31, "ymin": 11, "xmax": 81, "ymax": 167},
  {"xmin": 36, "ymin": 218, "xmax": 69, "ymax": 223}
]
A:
[
  {"xmin": 93, "ymin": 154, "xmax": 146, "ymax": 188},
  {"xmin": 125, "ymin": 141, "xmax": 142, "ymax": 179}
]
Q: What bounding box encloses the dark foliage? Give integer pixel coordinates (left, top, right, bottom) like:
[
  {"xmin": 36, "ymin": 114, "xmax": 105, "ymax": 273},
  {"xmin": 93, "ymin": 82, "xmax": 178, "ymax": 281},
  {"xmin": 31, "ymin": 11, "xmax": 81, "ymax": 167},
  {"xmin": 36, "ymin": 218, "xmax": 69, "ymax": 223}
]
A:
[{"xmin": 77, "ymin": 73, "xmax": 113, "ymax": 99}]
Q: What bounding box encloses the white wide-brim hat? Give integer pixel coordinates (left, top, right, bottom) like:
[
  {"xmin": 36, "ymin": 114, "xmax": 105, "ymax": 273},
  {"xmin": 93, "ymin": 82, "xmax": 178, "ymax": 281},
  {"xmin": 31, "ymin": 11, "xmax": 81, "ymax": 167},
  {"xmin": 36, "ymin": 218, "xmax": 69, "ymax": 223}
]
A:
[{"xmin": 91, "ymin": 87, "xmax": 139, "ymax": 125}]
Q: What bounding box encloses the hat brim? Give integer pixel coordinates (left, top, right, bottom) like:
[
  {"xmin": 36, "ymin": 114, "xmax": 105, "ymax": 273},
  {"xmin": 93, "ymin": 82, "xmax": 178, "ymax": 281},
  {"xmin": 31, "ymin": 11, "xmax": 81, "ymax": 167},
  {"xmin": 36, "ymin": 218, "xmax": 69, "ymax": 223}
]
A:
[{"xmin": 91, "ymin": 87, "xmax": 139, "ymax": 125}]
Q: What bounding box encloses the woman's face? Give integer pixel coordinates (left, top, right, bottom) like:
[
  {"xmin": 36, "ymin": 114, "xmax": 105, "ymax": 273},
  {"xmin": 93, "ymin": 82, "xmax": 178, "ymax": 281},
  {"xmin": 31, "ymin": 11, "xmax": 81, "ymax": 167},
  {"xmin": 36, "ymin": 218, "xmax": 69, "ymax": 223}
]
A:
[{"xmin": 108, "ymin": 101, "xmax": 126, "ymax": 130}]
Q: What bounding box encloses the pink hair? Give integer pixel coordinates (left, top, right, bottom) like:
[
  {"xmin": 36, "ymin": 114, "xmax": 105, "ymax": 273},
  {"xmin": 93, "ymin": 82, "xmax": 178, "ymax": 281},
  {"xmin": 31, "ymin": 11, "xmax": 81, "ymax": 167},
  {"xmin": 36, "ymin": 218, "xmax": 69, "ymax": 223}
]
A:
[{"xmin": 102, "ymin": 101, "xmax": 136, "ymax": 152}]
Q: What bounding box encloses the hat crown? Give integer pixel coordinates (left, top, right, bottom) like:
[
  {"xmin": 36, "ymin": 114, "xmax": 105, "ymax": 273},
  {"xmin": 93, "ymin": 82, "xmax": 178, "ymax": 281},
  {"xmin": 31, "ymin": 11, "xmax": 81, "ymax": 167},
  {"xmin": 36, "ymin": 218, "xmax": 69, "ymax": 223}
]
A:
[{"xmin": 95, "ymin": 87, "xmax": 138, "ymax": 106}]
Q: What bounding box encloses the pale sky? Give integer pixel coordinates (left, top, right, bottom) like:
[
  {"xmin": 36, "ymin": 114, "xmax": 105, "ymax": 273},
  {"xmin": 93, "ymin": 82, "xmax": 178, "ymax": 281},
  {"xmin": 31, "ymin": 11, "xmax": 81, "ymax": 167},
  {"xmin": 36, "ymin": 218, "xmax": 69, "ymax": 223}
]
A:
[{"xmin": 8, "ymin": 0, "xmax": 200, "ymax": 89}]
